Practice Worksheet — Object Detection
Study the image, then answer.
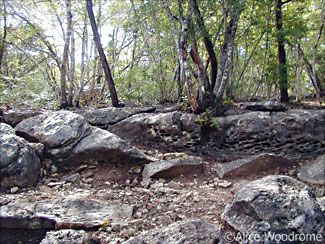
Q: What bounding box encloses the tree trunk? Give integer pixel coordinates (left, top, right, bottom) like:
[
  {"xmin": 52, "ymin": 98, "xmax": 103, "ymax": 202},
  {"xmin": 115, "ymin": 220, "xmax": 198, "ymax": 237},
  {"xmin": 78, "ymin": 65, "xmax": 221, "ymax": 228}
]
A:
[
  {"xmin": 189, "ymin": 43, "xmax": 213, "ymax": 108},
  {"xmin": 295, "ymin": 44, "xmax": 302, "ymax": 102},
  {"xmin": 0, "ymin": 0, "xmax": 7, "ymax": 72},
  {"xmin": 67, "ymin": 29, "xmax": 75, "ymax": 107},
  {"xmin": 237, "ymin": 32, "xmax": 264, "ymax": 86},
  {"xmin": 192, "ymin": 0, "xmax": 217, "ymax": 90},
  {"xmin": 74, "ymin": 6, "xmax": 88, "ymax": 107},
  {"xmin": 213, "ymin": 2, "xmax": 244, "ymax": 107},
  {"xmin": 60, "ymin": 0, "xmax": 73, "ymax": 108},
  {"xmin": 86, "ymin": 0, "xmax": 119, "ymax": 107},
  {"xmin": 312, "ymin": 7, "xmax": 325, "ymax": 96},
  {"xmin": 297, "ymin": 44, "xmax": 322, "ymax": 103},
  {"xmin": 162, "ymin": 0, "xmax": 198, "ymax": 112},
  {"xmin": 227, "ymin": 47, "xmax": 238, "ymax": 99},
  {"xmin": 180, "ymin": 17, "xmax": 199, "ymax": 113},
  {"xmin": 275, "ymin": 0, "xmax": 290, "ymax": 103}
]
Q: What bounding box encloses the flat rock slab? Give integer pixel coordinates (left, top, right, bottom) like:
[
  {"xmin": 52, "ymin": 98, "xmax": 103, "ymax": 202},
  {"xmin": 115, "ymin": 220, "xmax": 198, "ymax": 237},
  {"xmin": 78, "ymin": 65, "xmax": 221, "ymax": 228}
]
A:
[
  {"xmin": 142, "ymin": 156, "xmax": 203, "ymax": 181},
  {"xmin": 40, "ymin": 229, "xmax": 88, "ymax": 244},
  {"xmin": 108, "ymin": 111, "xmax": 201, "ymax": 153},
  {"xmin": 0, "ymin": 195, "xmax": 133, "ymax": 230},
  {"xmin": 298, "ymin": 155, "xmax": 325, "ymax": 185},
  {"xmin": 3, "ymin": 109, "xmax": 43, "ymax": 127},
  {"xmin": 66, "ymin": 126, "xmax": 151, "ymax": 165},
  {"xmin": 15, "ymin": 111, "xmax": 91, "ymax": 161},
  {"xmin": 125, "ymin": 220, "xmax": 221, "ymax": 244},
  {"xmin": 77, "ymin": 106, "xmax": 155, "ymax": 128},
  {"xmin": 204, "ymin": 109, "xmax": 325, "ymax": 160},
  {"xmin": 15, "ymin": 111, "xmax": 90, "ymax": 148},
  {"xmin": 15, "ymin": 110, "xmax": 151, "ymax": 166},
  {"xmin": 239, "ymin": 100, "xmax": 286, "ymax": 111},
  {"xmin": 216, "ymin": 153, "xmax": 294, "ymax": 178}
]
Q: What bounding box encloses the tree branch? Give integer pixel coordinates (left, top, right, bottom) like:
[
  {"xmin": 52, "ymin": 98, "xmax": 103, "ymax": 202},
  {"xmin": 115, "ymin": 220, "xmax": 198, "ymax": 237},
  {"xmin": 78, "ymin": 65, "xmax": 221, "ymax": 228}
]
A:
[
  {"xmin": 0, "ymin": 37, "xmax": 53, "ymax": 89},
  {"xmin": 281, "ymin": 0, "xmax": 293, "ymax": 5}
]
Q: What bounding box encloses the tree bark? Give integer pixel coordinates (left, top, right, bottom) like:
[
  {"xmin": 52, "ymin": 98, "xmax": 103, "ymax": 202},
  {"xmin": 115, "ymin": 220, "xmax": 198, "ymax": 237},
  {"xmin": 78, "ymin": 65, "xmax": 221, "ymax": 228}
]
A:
[
  {"xmin": 86, "ymin": 0, "xmax": 119, "ymax": 107},
  {"xmin": 297, "ymin": 44, "xmax": 322, "ymax": 103},
  {"xmin": 213, "ymin": 1, "xmax": 245, "ymax": 107},
  {"xmin": 192, "ymin": 0, "xmax": 217, "ymax": 89},
  {"xmin": 162, "ymin": 0, "xmax": 198, "ymax": 112},
  {"xmin": 60, "ymin": 0, "xmax": 73, "ymax": 108},
  {"xmin": 275, "ymin": 0, "xmax": 290, "ymax": 103},
  {"xmin": 189, "ymin": 43, "xmax": 214, "ymax": 108},
  {"xmin": 295, "ymin": 44, "xmax": 302, "ymax": 102},
  {"xmin": 74, "ymin": 6, "xmax": 88, "ymax": 107},
  {"xmin": 312, "ymin": 6, "xmax": 324, "ymax": 96},
  {"xmin": 0, "ymin": 0, "xmax": 7, "ymax": 72},
  {"xmin": 67, "ymin": 29, "xmax": 75, "ymax": 107}
]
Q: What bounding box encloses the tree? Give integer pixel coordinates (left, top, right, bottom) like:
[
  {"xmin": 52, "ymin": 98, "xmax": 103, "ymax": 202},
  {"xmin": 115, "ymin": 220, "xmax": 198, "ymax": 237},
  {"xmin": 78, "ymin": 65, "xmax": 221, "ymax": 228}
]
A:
[
  {"xmin": 0, "ymin": 0, "xmax": 323, "ymax": 109},
  {"xmin": 161, "ymin": 0, "xmax": 246, "ymax": 113},
  {"xmin": 275, "ymin": 0, "xmax": 292, "ymax": 103},
  {"xmin": 74, "ymin": 5, "xmax": 89, "ymax": 107},
  {"xmin": 162, "ymin": 0, "xmax": 199, "ymax": 112},
  {"xmin": 59, "ymin": 0, "xmax": 72, "ymax": 108},
  {"xmin": 0, "ymin": 0, "xmax": 7, "ymax": 71},
  {"xmin": 86, "ymin": 0, "xmax": 119, "ymax": 107},
  {"xmin": 212, "ymin": 0, "xmax": 246, "ymax": 108}
]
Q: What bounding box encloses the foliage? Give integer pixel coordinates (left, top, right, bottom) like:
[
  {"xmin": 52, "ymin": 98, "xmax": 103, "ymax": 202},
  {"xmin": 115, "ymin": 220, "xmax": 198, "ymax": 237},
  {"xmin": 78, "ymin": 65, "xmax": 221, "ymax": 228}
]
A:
[
  {"xmin": 195, "ymin": 108, "xmax": 220, "ymax": 129},
  {"xmin": 0, "ymin": 0, "xmax": 324, "ymax": 109}
]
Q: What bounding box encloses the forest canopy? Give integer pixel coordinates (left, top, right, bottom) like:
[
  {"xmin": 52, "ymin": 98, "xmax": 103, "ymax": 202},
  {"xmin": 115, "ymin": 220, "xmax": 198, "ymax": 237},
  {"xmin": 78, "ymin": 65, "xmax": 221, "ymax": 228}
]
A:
[{"xmin": 0, "ymin": 0, "xmax": 324, "ymax": 111}]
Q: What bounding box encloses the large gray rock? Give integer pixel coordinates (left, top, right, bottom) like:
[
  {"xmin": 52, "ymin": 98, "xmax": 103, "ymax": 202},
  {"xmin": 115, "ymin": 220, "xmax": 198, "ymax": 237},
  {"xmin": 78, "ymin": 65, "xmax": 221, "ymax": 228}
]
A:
[
  {"xmin": 15, "ymin": 111, "xmax": 150, "ymax": 166},
  {"xmin": 65, "ymin": 126, "xmax": 151, "ymax": 165},
  {"xmin": 217, "ymin": 153, "xmax": 294, "ymax": 178},
  {"xmin": 0, "ymin": 123, "xmax": 41, "ymax": 190},
  {"xmin": 318, "ymin": 197, "xmax": 325, "ymax": 215},
  {"xmin": 77, "ymin": 106, "xmax": 155, "ymax": 128},
  {"xmin": 204, "ymin": 110, "xmax": 325, "ymax": 160},
  {"xmin": 298, "ymin": 155, "xmax": 325, "ymax": 185},
  {"xmin": 222, "ymin": 175, "xmax": 325, "ymax": 244},
  {"xmin": 142, "ymin": 156, "xmax": 203, "ymax": 181},
  {"xmin": 125, "ymin": 220, "xmax": 221, "ymax": 244},
  {"xmin": 271, "ymin": 110, "xmax": 325, "ymax": 143},
  {"xmin": 40, "ymin": 230, "xmax": 88, "ymax": 244},
  {"xmin": 239, "ymin": 100, "xmax": 286, "ymax": 112},
  {"xmin": 108, "ymin": 109, "xmax": 324, "ymax": 160},
  {"xmin": 15, "ymin": 111, "xmax": 91, "ymax": 161},
  {"xmin": 0, "ymin": 195, "xmax": 133, "ymax": 230},
  {"xmin": 3, "ymin": 109, "xmax": 43, "ymax": 127},
  {"xmin": 109, "ymin": 111, "xmax": 201, "ymax": 152}
]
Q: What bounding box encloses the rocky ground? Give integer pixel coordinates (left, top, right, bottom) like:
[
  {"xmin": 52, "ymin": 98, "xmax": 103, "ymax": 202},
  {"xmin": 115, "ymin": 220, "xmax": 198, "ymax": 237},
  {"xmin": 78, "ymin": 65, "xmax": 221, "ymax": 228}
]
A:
[
  {"xmin": 0, "ymin": 101, "xmax": 324, "ymax": 244},
  {"xmin": 2, "ymin": 152, "xmax": 324, "ymax": 244}
]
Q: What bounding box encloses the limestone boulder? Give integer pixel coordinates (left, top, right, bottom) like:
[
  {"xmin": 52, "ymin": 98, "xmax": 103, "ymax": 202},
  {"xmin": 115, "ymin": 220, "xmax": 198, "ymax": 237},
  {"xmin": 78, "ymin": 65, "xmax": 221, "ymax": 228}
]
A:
[
  {"xmin": 0, "ymin": 195, "xmax": 133, "ymax": 230},
  {"xmin": 66, "ymin": 126, "xmax": 151, "ymax": 165},
  {"xmin": 0, "ymin": 123, "xmax": 41, "ymax": 190},
  {"xmin": 15, "ymin": 111, "xmax": 91, "ymax": 161},
  {"xmin": 298, "ymin": 155, "xmax": 325, "ymax": 185},
  {"xmin": 77, "ymin": 106, "xmax": 155, "ymax": 128},
  {"xmin": 222, "ymin": 175, "xmax": 325, "ymax": 243},
  {"xmin": 125, "ymin": 220, "xmax": 221, "ymax": 244},
  {"xmin": 216, "ymin": 153, "xmax": 294, "ymax": 178},
  {"xmin": 271, "ymin": 110, "xmax": 325, "ymax": 144},
  {"xmin": 3, "ymin": 109, "xmax": 43, "ymax": 127},
  {"xmin": 239, "ymin": 100, "xmax": 286, "ymax": 112},
  {"xmin": 40, "ymin": 230, "xmax": 88, "ymax": 244},
  {"xmin": 204, "ymin": 110, "xmax": 325, "ymax": 160},
  {"xmin": 109, "ymin": 111, "xmax": 201, "ymax": 152},
  {"xmin": 142, "ymin": 156, "xmax": 203, "ymax": 182},
  {"xmin": 15, "ymin": 111, "xmax": 150, "ymax": 166}
]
